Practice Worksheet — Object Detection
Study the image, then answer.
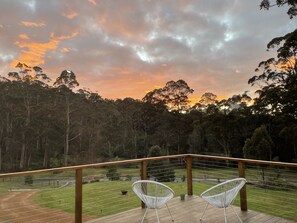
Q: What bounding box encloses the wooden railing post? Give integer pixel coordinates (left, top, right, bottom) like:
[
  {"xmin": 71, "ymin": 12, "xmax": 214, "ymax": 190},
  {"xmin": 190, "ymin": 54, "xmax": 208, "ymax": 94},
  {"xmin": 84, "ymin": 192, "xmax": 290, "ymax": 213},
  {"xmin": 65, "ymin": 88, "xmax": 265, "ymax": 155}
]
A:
[
  {"xmin": 238, "ymin": 161, "xmax": 247, "ymax": 211},
  {"xmin": 75, "ymin": 169, "xmax": 83, "ymax": 223},
  {"xmin": 140, "ymin": 160, "xmax": 147, "ymax": 208},
  {"xmin": 186, "ymin": 155, "xmax": 193, "ymax": 196}
]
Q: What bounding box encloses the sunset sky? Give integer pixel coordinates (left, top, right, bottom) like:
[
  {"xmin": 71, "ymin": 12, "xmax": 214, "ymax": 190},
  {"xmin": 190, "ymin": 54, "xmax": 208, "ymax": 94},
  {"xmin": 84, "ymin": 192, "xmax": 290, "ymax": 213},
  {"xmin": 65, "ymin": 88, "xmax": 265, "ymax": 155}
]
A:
[{"xmin": 0, "ymin": 0, "xmax": 296, "ymax": 102}]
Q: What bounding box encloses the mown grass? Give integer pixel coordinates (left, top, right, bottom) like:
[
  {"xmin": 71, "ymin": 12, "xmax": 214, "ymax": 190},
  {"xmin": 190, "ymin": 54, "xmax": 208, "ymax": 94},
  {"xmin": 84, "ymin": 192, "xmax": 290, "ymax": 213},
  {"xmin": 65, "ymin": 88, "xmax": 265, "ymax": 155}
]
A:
[
  {"xmin": 32, "ymin": 181, "xmax": 205, "ymax": 217},
  {"xmin": 1, "ymin": 165, "xmax": 296, "ymax": 221},
  {"xmin": 32, "ymin": 181, "xmax": 297, "ymax": 220}
]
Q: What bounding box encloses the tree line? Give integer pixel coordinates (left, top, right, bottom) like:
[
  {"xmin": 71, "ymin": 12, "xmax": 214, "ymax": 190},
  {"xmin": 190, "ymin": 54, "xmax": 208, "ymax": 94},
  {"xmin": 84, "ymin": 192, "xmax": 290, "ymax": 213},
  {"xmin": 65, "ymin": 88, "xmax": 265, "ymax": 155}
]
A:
[{"xmin": 0, "ymin": 0, "xmax": 296, "ymax": 172}]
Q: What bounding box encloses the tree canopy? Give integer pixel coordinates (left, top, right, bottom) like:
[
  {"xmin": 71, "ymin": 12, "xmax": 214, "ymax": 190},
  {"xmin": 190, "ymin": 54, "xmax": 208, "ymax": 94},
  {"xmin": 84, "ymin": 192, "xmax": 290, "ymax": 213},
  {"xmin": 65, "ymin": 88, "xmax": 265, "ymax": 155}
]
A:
[
  {"xmin": 249, "ymin": 29, "xmax": 297, "ymax": 117},
  {"xmin": 143, "ymin": 80, "xmax": 194, "ymax": 111},
  {"xmin": 260, "ymin": 0, "xmax": 297, "ymax": 18},
  {"xmin": 0, "ymin": 61, "xmax": 297, "ymax": 172}
]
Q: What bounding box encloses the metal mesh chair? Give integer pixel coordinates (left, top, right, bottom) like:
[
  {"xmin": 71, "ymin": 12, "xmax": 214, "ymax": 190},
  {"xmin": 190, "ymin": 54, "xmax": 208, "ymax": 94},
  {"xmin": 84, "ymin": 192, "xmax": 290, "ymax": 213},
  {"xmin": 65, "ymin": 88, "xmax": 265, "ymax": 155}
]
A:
[
  {"xmin": 200, "ymin": 178, "xmax": 247, "ymax": 223},
  {"xmin": 132, "ymin": 180, "xmax": 175, "ymax": 223}
]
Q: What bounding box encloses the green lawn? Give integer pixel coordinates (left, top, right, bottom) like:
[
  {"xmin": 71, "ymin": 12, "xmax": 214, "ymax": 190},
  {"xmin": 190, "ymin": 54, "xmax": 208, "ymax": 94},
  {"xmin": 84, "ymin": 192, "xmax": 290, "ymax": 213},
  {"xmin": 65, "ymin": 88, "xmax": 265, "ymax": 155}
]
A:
[
  {"xmin": 33, "ymin": 181, "xmax": 194, "ymax": 217},
  {"xmin": 33, "ymin": 181, "xmax": 297, "ymax": 220},
  {"xmin": 1, "ymin": 166, "xmax": 296, "ymax": 221}
]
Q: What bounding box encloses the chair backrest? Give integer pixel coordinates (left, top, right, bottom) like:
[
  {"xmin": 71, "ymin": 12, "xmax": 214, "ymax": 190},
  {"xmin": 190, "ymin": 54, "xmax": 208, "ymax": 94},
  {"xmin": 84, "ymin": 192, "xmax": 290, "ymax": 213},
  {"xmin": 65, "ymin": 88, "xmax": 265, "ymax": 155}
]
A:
[
  {"xmin": 200, "ymin": 178, "xmax": 246, "ymax": 208},
  {"xmin": 132, "ymin": 180, "xmax": 175, "ymax": 208}
]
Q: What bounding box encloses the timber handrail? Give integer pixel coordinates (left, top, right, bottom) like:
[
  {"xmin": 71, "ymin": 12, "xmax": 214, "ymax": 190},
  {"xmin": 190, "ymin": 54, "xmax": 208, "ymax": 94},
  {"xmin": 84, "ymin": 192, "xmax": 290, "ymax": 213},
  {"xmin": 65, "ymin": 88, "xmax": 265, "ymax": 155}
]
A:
[
  {"xmin": 0, "ymin": 154, "xmax": 186, "ymax": 178},
  {"xmin": 189, "ymin": 154, "xmax": 297, "ymax": 167},
  {"xmin": 1, "ymin": 154, "xmax": 296, "ymax": 178}
]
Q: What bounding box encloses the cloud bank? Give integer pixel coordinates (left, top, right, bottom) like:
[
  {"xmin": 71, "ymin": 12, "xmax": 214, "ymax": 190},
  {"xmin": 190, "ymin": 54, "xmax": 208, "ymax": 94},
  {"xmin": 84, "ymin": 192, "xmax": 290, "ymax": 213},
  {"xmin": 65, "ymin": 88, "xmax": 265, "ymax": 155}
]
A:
[{"xmin": 0, "ymin": 0, "xmax": 296, "ymax": 101}]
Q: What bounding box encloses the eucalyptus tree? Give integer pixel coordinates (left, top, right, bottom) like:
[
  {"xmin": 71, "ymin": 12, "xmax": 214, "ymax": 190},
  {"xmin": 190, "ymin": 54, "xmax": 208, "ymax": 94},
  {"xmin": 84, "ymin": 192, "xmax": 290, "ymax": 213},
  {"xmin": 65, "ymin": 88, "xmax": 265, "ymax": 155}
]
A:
[
  {"xmin": 75, "ymin": 89, "xmax": 104, "ymax": 163},
  {"xmin": 97, "ymin": 100, "xmax": 124, "ymax": 159},
  {"xmin": 0, "ymin": 78, "xmax": 12, "ymax": 171},
  {"xmin": 115, "ymin": 98, "xmax": 144, "ymax": 158},
  {"xmin": 188, "ymin": 119, "xmax": 207, "ymax": 154},
  {"xmin": 260, "ymin": 0, "xmax": 297, "ymax": 18},
  {"xmin": 249, "ymin": 29, "xmax": 297, "ymax": 117},
  {"xmin": 6, "ymin": 62, "xmax": 51, "ymax": 169},
  {"xmin": 137, "ymin": 101, "xmax": 167, "ymax": 156},
  {"xmin": 143, "ymin": 80, "xmax": 194, "ymax": 111},
  {"xmin": 217, "ymin": 92, "xmax": 252, "ymax": 114},
  {"xmin": 191, "ymin": 92, "xmax": 218, "ymax": 113},
  {"xmin": 54, "ymin": 70, "xmax": 79, "ymax": 166}
]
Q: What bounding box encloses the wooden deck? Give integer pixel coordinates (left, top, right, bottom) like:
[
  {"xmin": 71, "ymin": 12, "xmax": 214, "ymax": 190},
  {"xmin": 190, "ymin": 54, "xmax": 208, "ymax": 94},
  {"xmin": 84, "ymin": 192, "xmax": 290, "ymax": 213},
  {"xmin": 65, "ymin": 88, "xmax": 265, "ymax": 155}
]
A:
[{"xmin": 86, "ymin": 195, "xmax": 296, "ymax": 223}]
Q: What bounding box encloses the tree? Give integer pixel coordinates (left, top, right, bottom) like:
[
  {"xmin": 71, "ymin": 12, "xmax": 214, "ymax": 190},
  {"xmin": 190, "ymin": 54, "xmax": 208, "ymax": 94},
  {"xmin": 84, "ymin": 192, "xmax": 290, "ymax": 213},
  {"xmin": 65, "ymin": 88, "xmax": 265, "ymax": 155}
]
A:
[
  {"xmin": 147, "ymin": 145, "xmax": 175, "ymax": 182},
  {"xmin": 243, "ymin": 125, "xmax": 274, "ymax": 160},
  {"xmin": 199, "ymin": 92, "xmax": 218, "ymax": 105},
  {"xmin": 115, "ymin": 98, "xmax": 143, "ymax": 158},
  {"xmin": 188, "ymin": 120, "xmax": 206, "ymax": 154},
  {"xmin": 54, "ymin": 70, "xmax": 79, "ymax": 166},
  {"xmin": 8, "ymin": 62, "xmax": 51, "ymax": 85},
  {"xmin": 192, "ymin": 92, "xmax": 218, "ymax": 113},
  {"xmin": 106, "ymin": 166, "xmax": 120, "ymax": 180},
  {"xmin": 279, "ymin": 124, "xmax": 297, "ymax": 161},
  {"xmin": 143, "ymin": 80, "xmax": 194, "ymax": 111},
  {"xmin": 217, "ymin": 92, "xmax": 252, "ymax": 114},
  {"xmin": 249, "ymin": 29, "xmax": 297, "ymax": 117},
  {"xmin": 6, "ymin": 62, "xmax": 51, "ymax": 169},
  {"xmin": 260, "ymin": 0, "xmax": 297, "ymax": 19}
]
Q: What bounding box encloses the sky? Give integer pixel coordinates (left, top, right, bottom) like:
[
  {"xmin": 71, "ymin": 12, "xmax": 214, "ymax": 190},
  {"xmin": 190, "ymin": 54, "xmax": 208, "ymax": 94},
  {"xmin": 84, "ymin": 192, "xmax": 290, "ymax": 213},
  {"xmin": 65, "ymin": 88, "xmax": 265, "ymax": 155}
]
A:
[{"xmin": 0, "ymin": 0, "xmax": 296, "ymax": 102}]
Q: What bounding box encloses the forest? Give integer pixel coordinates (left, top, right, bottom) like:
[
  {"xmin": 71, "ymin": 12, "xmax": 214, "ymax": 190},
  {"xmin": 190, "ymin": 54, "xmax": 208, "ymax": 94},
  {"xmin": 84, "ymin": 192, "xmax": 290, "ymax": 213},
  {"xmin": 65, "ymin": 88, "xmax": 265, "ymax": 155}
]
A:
[{"xmin": 0, "ymin": 2, "xmax": 297, "ymax": 173}]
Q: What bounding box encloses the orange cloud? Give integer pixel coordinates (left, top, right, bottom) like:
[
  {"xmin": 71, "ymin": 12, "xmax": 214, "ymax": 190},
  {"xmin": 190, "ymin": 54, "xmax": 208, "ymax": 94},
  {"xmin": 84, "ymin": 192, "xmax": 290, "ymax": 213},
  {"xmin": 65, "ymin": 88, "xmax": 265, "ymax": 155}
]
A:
[
  {"xmin": 19, "ymin": 34, "xmax": 29, "ymax": 39},
  {"xmin": 21, "ymin": 21, "xmax": 46, "ymax": 27},
  {"xmin": 51, "ymin": 31, "xmax": 78, "ymax": 40},
  {"xmin": 63, "ymin": 11, "xmax": 78, "ymax": 19},
  {"xmin": 11, "ymin": 32, "xmax": 78, "ymax": 66},
  {"xmin": 88, "ymin": 0, "xmax": 97, "ymax": 5},
  {"xmin": 61, "ymin": 47, "xmax": 70, "ymax": 53}
]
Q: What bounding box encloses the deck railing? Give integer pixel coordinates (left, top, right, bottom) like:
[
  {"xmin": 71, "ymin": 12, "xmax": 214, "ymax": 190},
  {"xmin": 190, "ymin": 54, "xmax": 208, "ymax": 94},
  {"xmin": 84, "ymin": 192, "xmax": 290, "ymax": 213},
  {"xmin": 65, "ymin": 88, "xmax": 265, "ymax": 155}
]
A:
[{"xmin": 0, "ymin": 154, "xmax": 297, "ymax": 223}]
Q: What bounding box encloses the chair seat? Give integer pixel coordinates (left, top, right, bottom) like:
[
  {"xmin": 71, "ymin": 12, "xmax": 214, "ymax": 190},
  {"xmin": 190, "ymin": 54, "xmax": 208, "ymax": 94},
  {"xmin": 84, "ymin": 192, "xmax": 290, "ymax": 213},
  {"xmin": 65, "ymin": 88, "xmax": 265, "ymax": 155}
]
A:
[
  {"xmin": 202, "ymin": 189, "xmax": 240, "ymax": 208},
  {"xmin": 132, "ymin": 180, "xmax": 175, "ymax": 223},
  {"xmin": 142, "ymin": 194, "xmax": 173, "ymax": 209},
  {"xmin": 200, "ymin": 178, "xmax": 247, "ymax": 223}
]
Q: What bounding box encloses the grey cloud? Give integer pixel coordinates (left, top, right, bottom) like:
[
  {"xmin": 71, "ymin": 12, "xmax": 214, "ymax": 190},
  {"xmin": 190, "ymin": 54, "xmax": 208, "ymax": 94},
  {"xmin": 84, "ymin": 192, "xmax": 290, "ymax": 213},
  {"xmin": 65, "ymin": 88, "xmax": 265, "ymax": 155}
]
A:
[{"xmin": 0, "ymin": 0, "xmax": 296, "ymax": 100}]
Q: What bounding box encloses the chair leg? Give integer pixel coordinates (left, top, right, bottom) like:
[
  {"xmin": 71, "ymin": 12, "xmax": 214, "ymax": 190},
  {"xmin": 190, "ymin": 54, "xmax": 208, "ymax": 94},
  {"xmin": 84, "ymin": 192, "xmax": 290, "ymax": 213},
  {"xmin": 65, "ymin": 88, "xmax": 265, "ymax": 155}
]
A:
[
  {"xmin": 231, "ymin": 205, "xmax": 243, "ymax": 223},
  {"xmin": 200, "ymin": 203, "xmax": 209, "ymax": 221},
  {"xmin": 166, "ymin": 203, "xmax": 174, "ymax": 222},
  {"xmin": 155, "ymin": 208, "xmax": 160, "ymax": 223},
  {"xmin": 141, "ymin": 208, "xmax": 148, "ymax": 223},
  {"xmin": 224, "ymin": 207, "xmax": 227, "ymax": 223}
]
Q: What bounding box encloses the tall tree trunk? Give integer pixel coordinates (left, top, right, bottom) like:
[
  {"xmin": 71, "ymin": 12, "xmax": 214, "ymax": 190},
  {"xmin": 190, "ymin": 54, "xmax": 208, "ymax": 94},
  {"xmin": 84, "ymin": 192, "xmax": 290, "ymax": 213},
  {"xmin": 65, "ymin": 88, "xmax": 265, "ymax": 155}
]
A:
[
  {"xmin": 20, "ymin": 131, "xmax": 26, "ymax": 169},
  {"xmin": 0, "ymin": 139, "xmax": 2, "ymax": 172},
  {"xmin": 20, "ymin": 87, "xmax": 31, "ymax": 170},
  {"xmin": 64, "ymin": 96, "xmax": 70, "ymax": 166},
  {"xmin": 0, "ymin": 144, "xmax": 2, "ymax": 171},
  {"xmin": 27, "ymin": 151, "xmax": 31, "ymax": 169},
  {"xmin": 43, "ymin": 136, "xmax": 48, "ymax": 168},
  {"xmin": 108, "ymin": 140, "xmax": 112, "ymax": 158},
  {"xmin": 0, "ymin": 127, "xmax": 3, "ymax": 171},
  {"xmin": 134, "ymin": 132, "xmax": 137, "ymax": 159}
]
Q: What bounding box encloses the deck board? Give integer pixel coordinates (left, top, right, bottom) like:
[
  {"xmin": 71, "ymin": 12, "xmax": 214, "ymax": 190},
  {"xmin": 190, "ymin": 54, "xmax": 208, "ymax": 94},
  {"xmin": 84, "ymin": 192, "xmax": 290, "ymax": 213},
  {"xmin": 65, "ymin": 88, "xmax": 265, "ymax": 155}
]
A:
[{"xmin": 86, "ymin": 196, "xmax": 296, "ymax": 223}]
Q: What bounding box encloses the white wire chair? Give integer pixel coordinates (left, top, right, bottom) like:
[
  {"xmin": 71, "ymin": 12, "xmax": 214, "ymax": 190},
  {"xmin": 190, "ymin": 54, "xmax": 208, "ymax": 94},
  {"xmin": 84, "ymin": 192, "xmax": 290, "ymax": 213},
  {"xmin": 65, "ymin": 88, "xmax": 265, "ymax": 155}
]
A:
[
  {"xmin": 200, "ymin": 178, "xmax": 247, "ymax": 223},
  {"xmin": 132, "ymin": 180, "xmax": 175, "ymax": 223}
]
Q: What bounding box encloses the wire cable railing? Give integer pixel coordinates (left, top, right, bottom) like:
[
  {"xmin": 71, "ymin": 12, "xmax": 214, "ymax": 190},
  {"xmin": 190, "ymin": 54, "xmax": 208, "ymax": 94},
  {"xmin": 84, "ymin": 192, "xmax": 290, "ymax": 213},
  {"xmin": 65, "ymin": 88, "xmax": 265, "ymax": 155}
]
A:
[{"xmin": 0, "ymin": 154, "xmax": 296, "ymax": 223}]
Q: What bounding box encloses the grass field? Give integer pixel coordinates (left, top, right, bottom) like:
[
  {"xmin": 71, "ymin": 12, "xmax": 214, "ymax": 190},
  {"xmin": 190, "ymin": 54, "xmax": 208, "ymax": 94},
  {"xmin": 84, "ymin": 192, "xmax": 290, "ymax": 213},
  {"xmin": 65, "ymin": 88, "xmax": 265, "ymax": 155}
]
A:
[
  {"xmin": 32, "ymin": 181, "xmax": 297, "ymax": 220},
  {"xmin": 1, "ymin": 165, "xmax": 296, "ymax": 221}
]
